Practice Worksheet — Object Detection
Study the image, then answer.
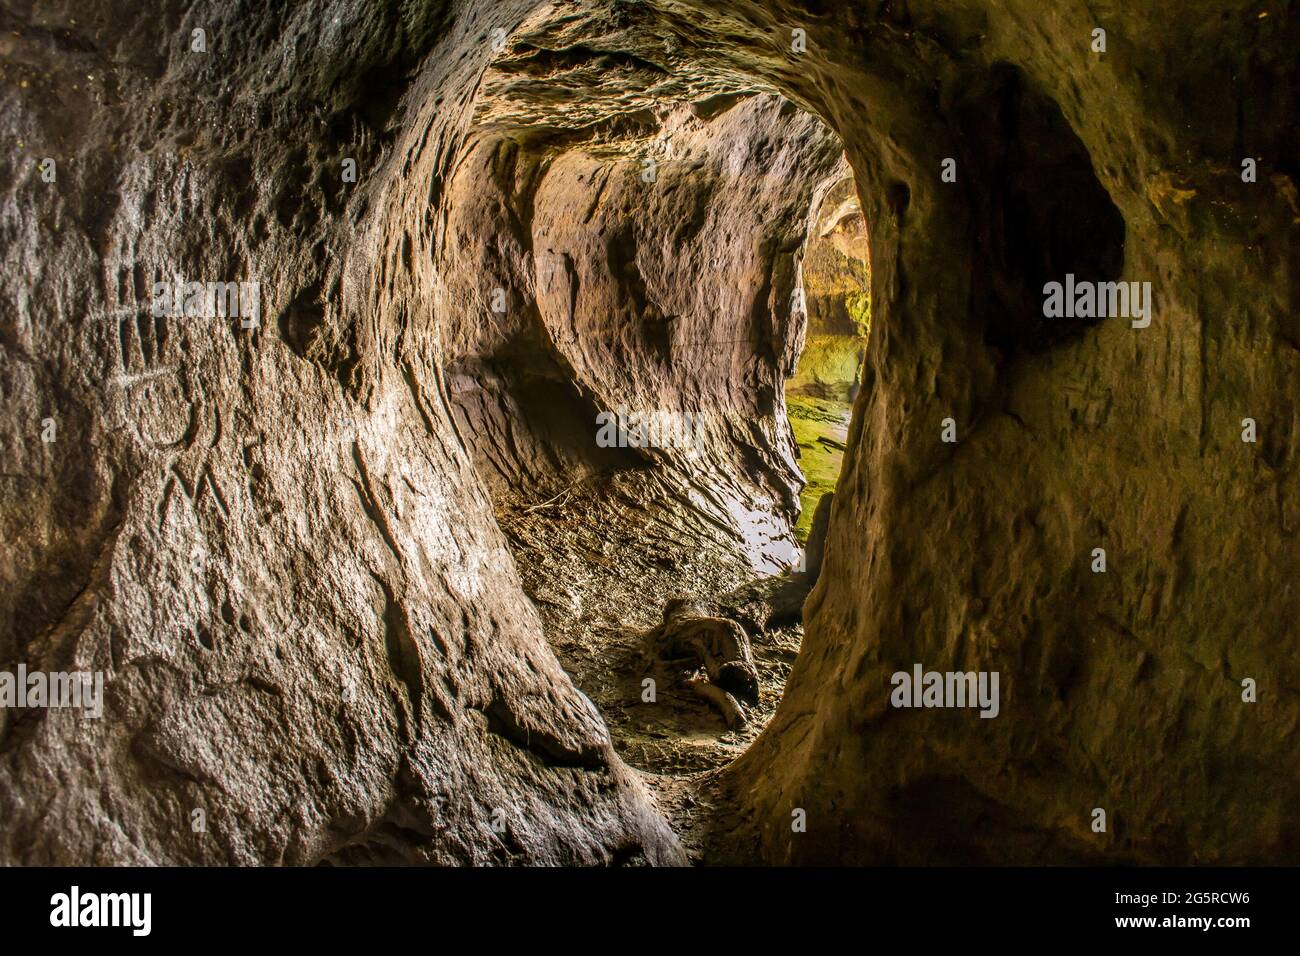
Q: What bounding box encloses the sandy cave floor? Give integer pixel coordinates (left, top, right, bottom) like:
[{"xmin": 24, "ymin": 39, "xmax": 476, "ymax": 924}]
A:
[
  {"xmin": 493, "ymin": 400, "xmax": 851, "ymax": 862},
  {"xmin": 495, "ymin": 469, "xmax": 800, "ymax": 861}
]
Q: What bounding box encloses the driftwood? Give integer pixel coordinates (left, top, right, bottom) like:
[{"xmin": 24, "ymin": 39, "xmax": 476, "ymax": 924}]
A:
[
  {"xmin": 651, "ymin": 599, "xmax": 759, "ymax": 704},
  {"xmin": 643, "ymin": 493, "xmax": 835, "ymax": 726},
  {"xmin": 687, "ymin": 673, "xmax": 746, "ymax": 729}
]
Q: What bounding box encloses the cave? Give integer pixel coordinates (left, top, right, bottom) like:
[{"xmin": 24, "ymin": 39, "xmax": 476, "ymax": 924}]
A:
[{"xmin": 1, "ymin": 0, "xmax": 1297, "ymax": 876}]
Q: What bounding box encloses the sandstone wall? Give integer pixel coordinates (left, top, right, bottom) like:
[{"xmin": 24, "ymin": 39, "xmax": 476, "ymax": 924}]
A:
[
  {"xmin": 438, "ymin": 96, "xmax": 844, "ymax": 570},
  {"xmin": 0, "ymin": 0, "xmax": 681, "ymax": 866},
  {"xmin": 715, "ymin": 0, "xmax": 1299, "ymax": 865}
]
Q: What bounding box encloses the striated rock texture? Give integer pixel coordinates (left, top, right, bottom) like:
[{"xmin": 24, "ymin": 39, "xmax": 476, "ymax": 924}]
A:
[
  {"xmin": 0, "ymin": 0, "xmax": 687, "ymax": 866},
  {"xmin": 1, "ymin": 0, "xmax": 1297, "ymax": 867},
  {"xmin": 439, "ymin": 94, "xmax": 844, "ymax": 571}
]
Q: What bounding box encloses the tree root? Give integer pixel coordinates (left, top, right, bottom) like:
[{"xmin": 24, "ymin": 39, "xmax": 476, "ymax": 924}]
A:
[{"xmin": 688, "ymin": 673, "xmax": 746, "ymax": 729}]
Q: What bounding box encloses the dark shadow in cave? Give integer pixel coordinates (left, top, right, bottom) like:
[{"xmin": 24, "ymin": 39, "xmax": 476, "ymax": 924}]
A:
[{"xmin": 958, "ymin": 63, "xmax": 1127, "ymax": 352}]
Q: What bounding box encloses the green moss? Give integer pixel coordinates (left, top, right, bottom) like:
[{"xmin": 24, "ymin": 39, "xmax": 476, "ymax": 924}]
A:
[
  {"xmin": 788, "ymin": 335, "xmax": 864, "ymax": 398},
  {"xmin": 845, "ymin": 290, "xmax": 872, "ymax": 337},
  {"xmin": 787, "ymin": 394, "xmax": 852, "ymax": 543}
]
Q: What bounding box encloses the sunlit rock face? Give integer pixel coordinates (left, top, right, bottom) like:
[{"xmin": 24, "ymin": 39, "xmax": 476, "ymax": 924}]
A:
[
  {"xmin": 789, "ymin": 176, "xmax": 870, "ymax": 402},
  {"xmin": 1, "ymin": 0, "xmax": 1296, "ymax": 867},
  {"xmin": 440, "ymin": 94, "xmax": 845, "ymax": 571}
]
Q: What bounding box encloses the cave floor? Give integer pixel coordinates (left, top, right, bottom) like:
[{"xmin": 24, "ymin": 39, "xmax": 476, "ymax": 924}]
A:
[{"xmin": 496, "ymin": 469, "xmax": 803, "ymax": 862}]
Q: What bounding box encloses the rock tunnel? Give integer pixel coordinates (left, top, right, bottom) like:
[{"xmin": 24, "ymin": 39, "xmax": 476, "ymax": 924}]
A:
[{"xmin": 0, "ymin": 0, "xmax": 1297, "ymax": 868}]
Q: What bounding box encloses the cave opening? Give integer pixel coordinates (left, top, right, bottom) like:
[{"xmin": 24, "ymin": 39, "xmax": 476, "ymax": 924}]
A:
[
  {"xmin": 787, "ymin": 174, "xmax": 871, "ymax": 545},
  {"xmin": 436, "ymin": 8, "xmax": 1122, "ymax": 859},
  {"xmin": 435, "ymin": 24, "xmax": 871, "ymax": 819}
]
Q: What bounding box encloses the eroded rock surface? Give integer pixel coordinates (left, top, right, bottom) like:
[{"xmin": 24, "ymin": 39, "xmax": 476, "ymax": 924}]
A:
[
  {"xmin": 440, "ymin": 93, "xmax": 845, "ymax": 573},
  {"xmin": 0, "ymin": 0, "xmax": 686, "ymax": 867}
]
